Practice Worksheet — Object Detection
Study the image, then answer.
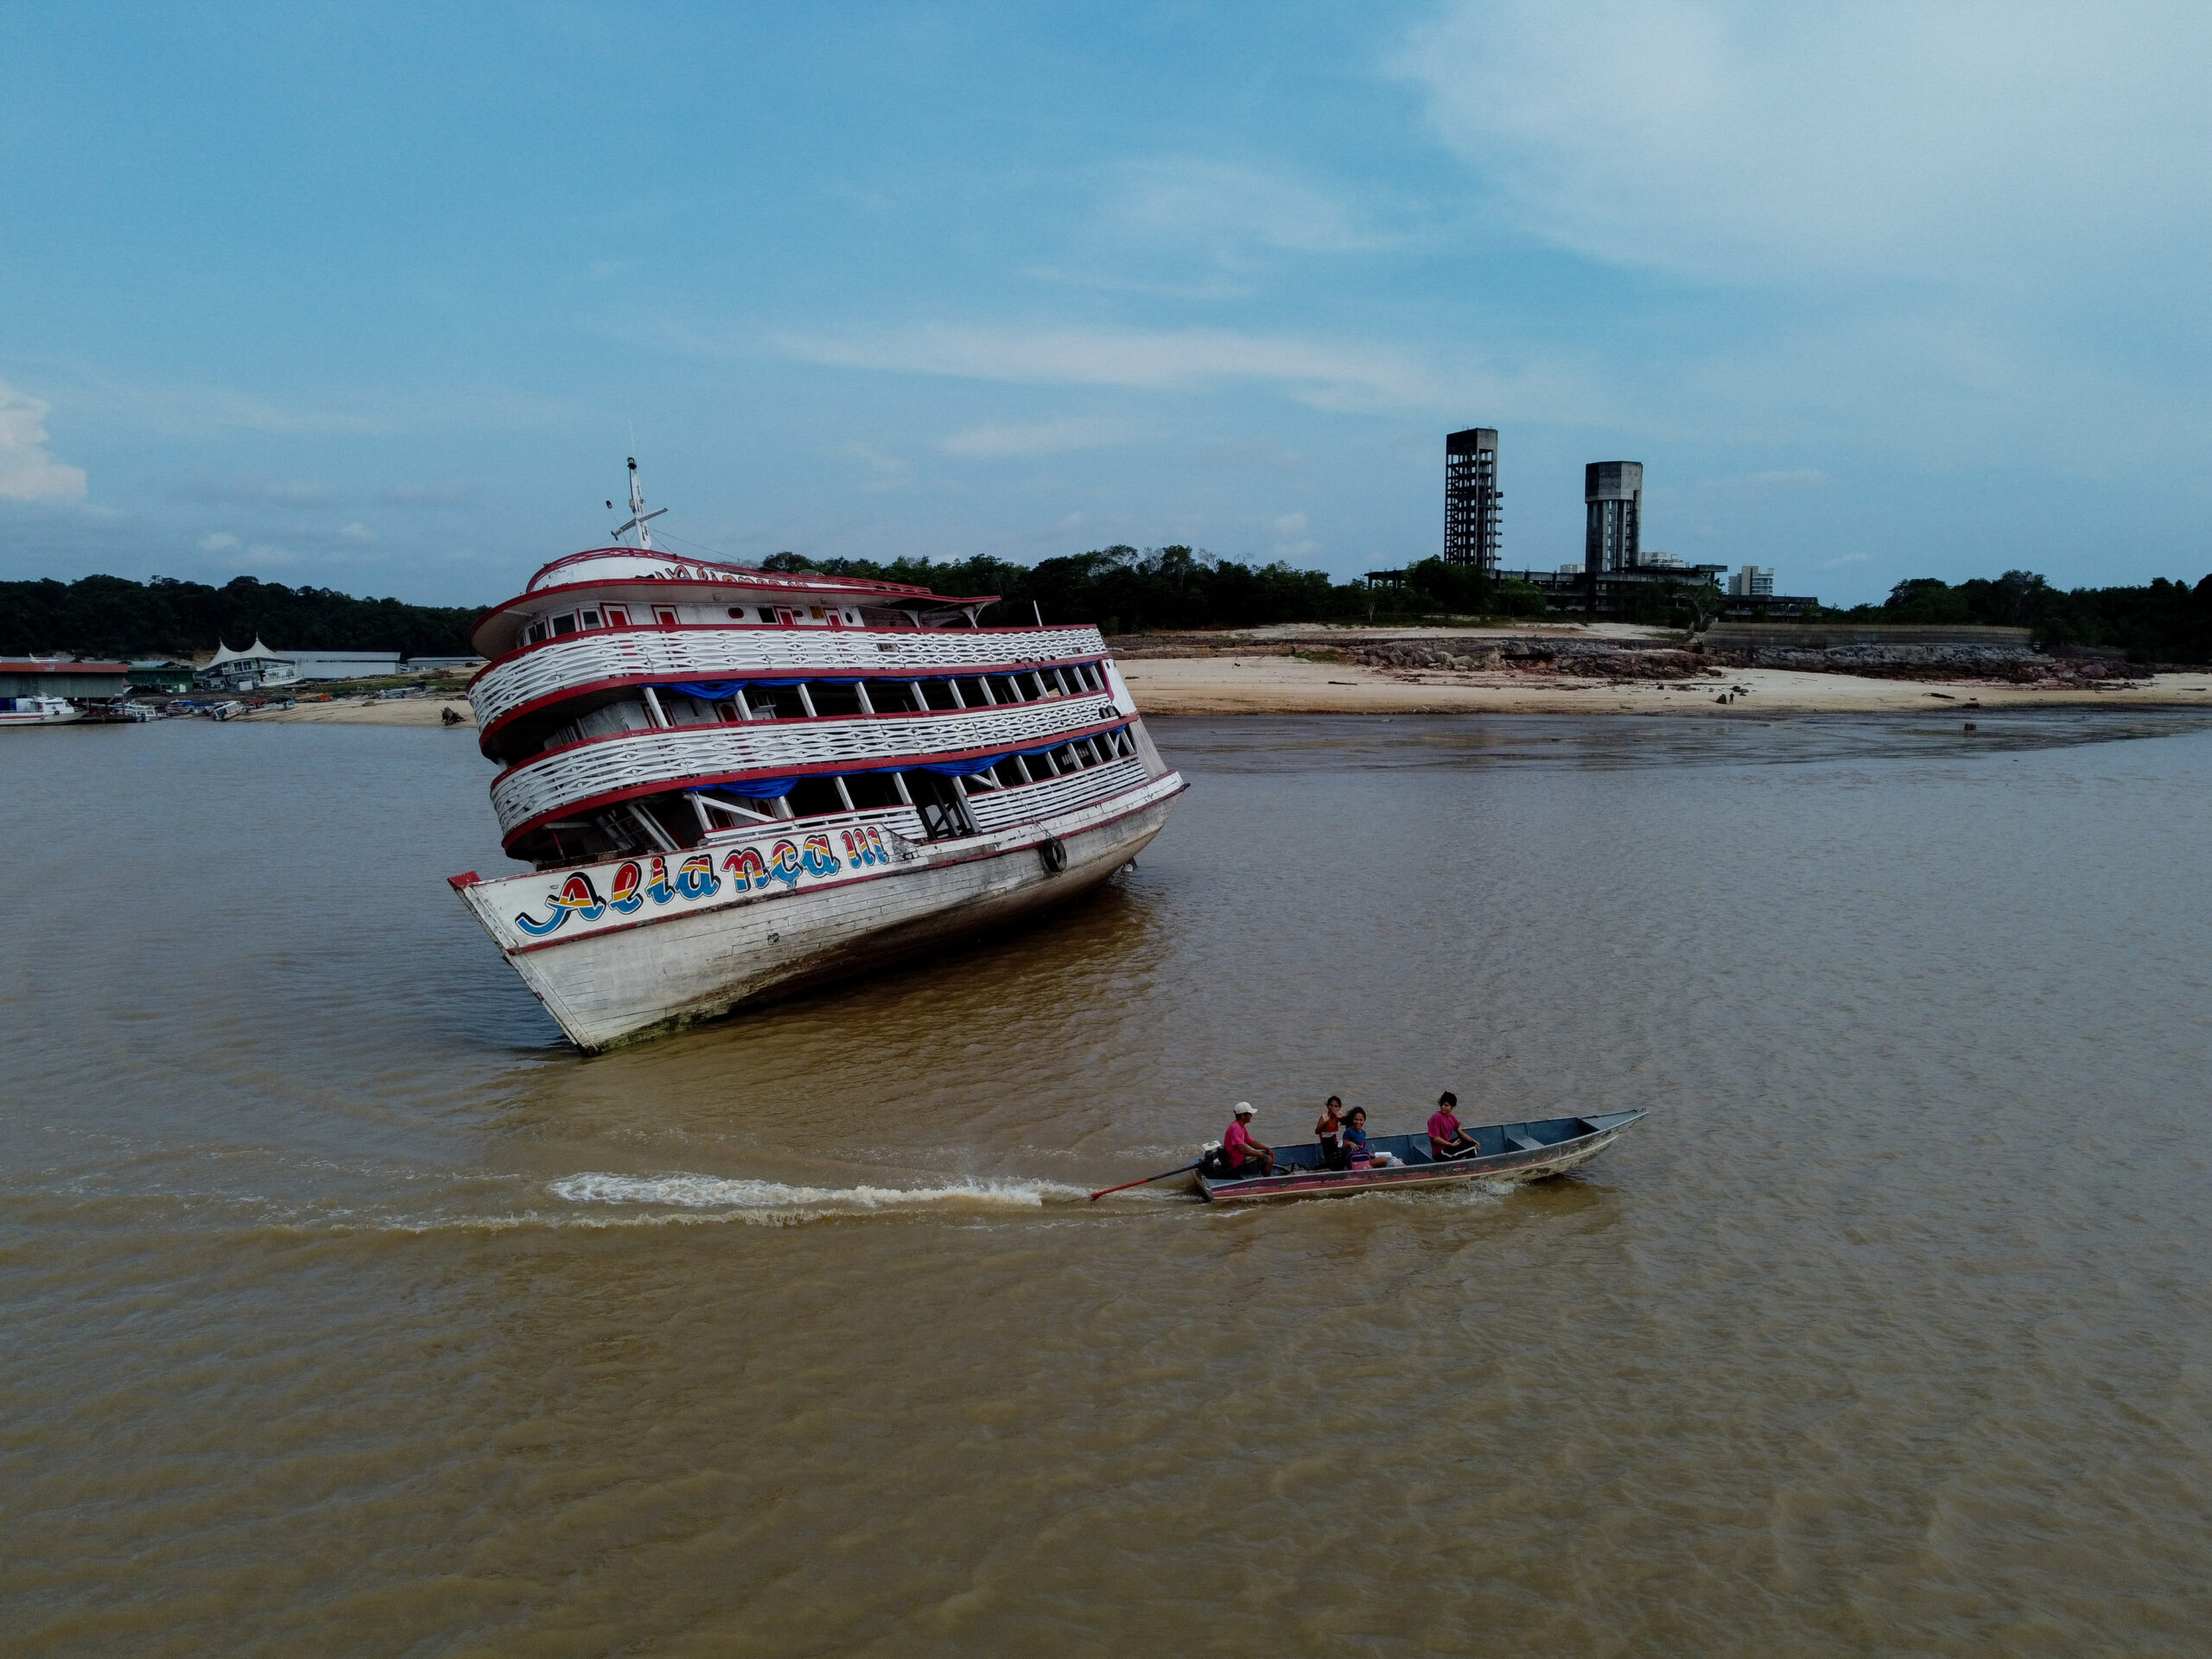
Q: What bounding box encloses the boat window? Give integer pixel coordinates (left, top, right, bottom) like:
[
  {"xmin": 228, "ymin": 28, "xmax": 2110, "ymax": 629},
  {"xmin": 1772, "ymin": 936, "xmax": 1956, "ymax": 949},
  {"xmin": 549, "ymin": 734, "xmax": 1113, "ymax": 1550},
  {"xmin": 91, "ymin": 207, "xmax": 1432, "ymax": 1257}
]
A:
[
  {"xmin": 552, "ymin": 613, "xmax": 578, "ymax": 637},
  {"xmin": 604, "ymin": 605, "xmax": 628, "ymax": 626},
  {"xmin": 581, "ymin": 608, "xmax": 601, "ymax": 628},
  {"xmin": 903, "ymin": 771, "xmax": 974, "ymax": 840},
  {"xmin": 753, "ymin": 685, "xmax": 809, "ymax": 720},
  {"xmin": 784, "ymin": 777, "xmax": 847, "ymax": 818},
  {"xmin": 774, "ymin": 608, "xmax": 798, "ymax": 626},
  {"xmin": 843, "ymin": 772, "xmax": 905, "ymax": 810},
  {"xmin": 653, "ymin": 607, "xmax": 680, "ymax": 627},
  {"xmin": 808, "ymin": 683, "xmax": 866, "ymax": 717}
]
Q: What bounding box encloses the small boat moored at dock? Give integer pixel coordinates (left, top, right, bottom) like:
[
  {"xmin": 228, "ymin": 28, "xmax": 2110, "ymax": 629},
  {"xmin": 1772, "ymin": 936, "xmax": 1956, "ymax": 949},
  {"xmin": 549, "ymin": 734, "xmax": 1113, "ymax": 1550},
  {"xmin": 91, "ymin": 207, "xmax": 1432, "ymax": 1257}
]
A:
[
  {"xmin": 1192, "ymin": 1109, "xmax": 1645, "ymax": 1203},
  {"xmin": 0, "ymin": 695, "xmax": 83, "ymax": 727}
]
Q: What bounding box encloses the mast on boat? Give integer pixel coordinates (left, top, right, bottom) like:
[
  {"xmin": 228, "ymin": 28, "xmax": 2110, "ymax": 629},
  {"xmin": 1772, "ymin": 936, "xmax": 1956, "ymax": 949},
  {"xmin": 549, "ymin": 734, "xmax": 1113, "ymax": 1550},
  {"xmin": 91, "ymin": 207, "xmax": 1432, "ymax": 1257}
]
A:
[{"xmin": 610, "ymin": 457, "xmax": 665, "ymax": 550}]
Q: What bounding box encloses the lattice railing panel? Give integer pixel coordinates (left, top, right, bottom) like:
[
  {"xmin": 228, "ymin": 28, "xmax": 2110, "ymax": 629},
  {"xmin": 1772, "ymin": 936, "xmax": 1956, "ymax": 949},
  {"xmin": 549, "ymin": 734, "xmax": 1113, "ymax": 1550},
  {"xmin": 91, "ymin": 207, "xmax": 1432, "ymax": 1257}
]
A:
[
  {"xmin": 966, "ymin": 759, "xmax": 1150, "ymax": 831},
  {"xmin": 492, "ymin": 695, "xmax": 1127, "ymax": 837},
  {"xmin": 474, "ymin": 625, "xmax": 1107, "ymax": 734}
]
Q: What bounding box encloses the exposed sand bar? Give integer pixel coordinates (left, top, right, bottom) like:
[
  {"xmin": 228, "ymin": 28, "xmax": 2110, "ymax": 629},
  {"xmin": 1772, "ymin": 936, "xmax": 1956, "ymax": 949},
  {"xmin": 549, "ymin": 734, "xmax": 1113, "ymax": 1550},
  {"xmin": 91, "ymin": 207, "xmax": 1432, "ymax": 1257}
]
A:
[
  {"xmin": 244, "ymin": 696, "xmax": 478, "ymax": 727},
  {"xmin": 232, "ymin": 660, "xmax": 2212, "ymax": 726},
  {"xmin": 1115, "ymin": 656, "xmax": 2212, "ymax": 716}
]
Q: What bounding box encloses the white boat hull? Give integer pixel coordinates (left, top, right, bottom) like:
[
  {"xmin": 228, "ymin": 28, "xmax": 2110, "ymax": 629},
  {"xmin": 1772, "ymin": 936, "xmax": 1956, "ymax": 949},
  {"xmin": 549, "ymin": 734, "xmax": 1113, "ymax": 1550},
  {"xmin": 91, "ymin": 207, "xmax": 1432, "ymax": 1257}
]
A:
[
  {"xmin": 454, "ymin": 774, "xmax": 1182, "ymax": 1051},
  {"xmin": 0, "ymin": 699, "xmax": 82, "ymax": 726}
]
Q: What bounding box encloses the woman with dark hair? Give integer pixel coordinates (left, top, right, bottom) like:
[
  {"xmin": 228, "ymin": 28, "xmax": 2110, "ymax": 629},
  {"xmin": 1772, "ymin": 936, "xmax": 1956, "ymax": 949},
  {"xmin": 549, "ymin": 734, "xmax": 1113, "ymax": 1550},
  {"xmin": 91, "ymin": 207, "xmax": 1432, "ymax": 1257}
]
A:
[
  {"xmin": 1315, "ymin": 1095, "xmax": 1349, "ymax": 1171},
  {"xmin": 1344, "ymin": 1106, "xmax": 1389, "ymax": 1169}
]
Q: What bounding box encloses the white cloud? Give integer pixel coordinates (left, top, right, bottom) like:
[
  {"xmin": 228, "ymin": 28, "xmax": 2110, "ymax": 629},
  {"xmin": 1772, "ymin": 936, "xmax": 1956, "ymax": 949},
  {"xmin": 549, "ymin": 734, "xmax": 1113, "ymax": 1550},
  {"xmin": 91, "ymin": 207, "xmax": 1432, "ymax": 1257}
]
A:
[
  {"xmin": 1018, "ymin": 266, "xmax": 1254, "ymax": 302},
  {"xmin": 1200, "ymin": 440, "xmax": 1306, "ymax": 473},
  {"xmin": 338, "ymin": 521, "xmax": 374, "ymax": 542},
  {"xmin": 940, "ymin": 417, "xmax": 1129, "ymax": 459},
  {"xmin": 200, "ymin": 531, "xmax": 239, "ymax": 551},
  {"xmin": 779, "ymin": 324, "xmax": 1446, "ymax": 411},
  {"xmin": 1103, "ymin": 157, "xmax": 1396, "ymax": 262},
  {"xmin": 178, "ymin": 473, "xmax": 340, "ymax": 506},
  {"xmin": 1821, "ymin": 552, "xmax": 1871, "ymax": 570},
  {"xmin": 840, "ymin": 442, "xmax": 912, "ymax": 493},
  {"xmin": 382, "ymin": 481, "xmax": 472, "ymax": 506},
  {"xmin": 1270, "ymin": 512, "xmax": 1309, "ymax": 536},
  {"xmin": 1395, "ymin": 1, "xmax": 2212, "ymax": 288},
  {"xmin": 0, "ymin": 381, "xmax": 87, "ymax": 500}
]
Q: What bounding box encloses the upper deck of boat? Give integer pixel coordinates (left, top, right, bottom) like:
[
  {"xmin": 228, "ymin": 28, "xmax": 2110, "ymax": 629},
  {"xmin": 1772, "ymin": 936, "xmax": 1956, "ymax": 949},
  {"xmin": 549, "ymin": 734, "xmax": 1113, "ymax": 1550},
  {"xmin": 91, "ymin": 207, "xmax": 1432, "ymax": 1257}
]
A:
[{"xmin": 471, "ymin": 549, "xmax": 1002, "ymax": 661}]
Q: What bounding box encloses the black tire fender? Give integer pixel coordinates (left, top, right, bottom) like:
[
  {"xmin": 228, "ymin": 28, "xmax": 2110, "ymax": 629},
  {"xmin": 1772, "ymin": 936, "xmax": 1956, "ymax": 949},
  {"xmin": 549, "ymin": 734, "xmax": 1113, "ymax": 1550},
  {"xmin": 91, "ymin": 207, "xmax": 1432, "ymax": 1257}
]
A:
[{"xmin": 1039, "ymin": 836, "xmax": 1069, "ymax": 875}]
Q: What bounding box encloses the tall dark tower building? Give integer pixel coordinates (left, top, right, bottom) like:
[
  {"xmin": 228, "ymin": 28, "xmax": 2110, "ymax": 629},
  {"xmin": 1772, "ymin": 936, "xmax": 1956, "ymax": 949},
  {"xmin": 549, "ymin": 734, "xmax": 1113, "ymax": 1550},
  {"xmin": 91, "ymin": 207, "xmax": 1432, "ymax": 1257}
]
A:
[
  {"xmin": 1444, "ymin": 428, "xmax": 1501, "ymax": 574},
  {"xmin": 1584, "ymin": 461, "xmax": 1643, "ymax": 575}
]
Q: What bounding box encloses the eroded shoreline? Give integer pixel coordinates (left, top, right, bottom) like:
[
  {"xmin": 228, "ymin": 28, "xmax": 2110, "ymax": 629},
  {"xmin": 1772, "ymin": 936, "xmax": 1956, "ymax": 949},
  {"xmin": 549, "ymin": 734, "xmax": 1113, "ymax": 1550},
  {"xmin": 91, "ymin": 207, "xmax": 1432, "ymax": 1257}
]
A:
[{"xmin": 226, "ymin": 656, "xmax": 2212, "ymax": 727}]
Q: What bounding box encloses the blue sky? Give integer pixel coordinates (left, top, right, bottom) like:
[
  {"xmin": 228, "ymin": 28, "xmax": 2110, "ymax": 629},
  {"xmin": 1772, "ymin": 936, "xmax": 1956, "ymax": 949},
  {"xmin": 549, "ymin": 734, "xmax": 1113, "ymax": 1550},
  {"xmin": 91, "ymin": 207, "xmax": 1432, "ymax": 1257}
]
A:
[{"xmin": 3, "ymin": 1, "xmax": 2208, "ymax": 607}]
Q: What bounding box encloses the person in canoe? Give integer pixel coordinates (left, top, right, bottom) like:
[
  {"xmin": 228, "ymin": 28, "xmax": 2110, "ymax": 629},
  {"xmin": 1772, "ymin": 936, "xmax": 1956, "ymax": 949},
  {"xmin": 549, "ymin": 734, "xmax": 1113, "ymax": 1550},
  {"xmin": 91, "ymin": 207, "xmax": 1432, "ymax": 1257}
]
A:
[
  {"xmin": 1315, "ymin": 1095, "xmax": 1349, "ymax": 1171},
  {"xmin": 1223, "ymin": 1102, "xmax": 1274, "ymax": 1179},
  {"xmin": 1428, "ymin": 1091, "xmax": 1480, "ymax": 1161},
  {"xmin": 1343, "ymin": 1106, "xmax": 1391, "ymax": 1168}
]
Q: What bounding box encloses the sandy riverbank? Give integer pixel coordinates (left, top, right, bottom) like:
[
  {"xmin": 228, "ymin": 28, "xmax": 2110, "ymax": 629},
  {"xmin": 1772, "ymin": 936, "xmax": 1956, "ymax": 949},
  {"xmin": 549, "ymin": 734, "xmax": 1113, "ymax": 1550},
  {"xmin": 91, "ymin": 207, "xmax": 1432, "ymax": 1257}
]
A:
[
  {"xmin": 244, "ymin": 696, "xmax": 478, "ymax": 727},
  {"xmin": 231, "ymin": 659, "xmax": 2212, "ymax": 726},
  {"xmin": 1114, "ymin": 655, "xmax": 2212, "ymax": 716}
]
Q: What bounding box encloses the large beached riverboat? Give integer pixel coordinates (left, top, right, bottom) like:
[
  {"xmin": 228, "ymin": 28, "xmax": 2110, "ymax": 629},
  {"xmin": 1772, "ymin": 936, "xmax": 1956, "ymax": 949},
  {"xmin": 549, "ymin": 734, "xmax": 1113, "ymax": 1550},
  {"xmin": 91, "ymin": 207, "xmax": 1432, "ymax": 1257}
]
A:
[{"xmin": 449, "ymin": 466, "xmax": 1185, "ymax": 1051}]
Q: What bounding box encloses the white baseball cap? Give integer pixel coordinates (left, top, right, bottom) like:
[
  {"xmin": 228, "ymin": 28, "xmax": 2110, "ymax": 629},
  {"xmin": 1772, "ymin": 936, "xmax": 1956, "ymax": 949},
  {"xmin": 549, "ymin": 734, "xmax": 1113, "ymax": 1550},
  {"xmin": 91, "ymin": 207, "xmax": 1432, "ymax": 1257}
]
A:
[{"xmin": 1234, "ymin": 1101, "xmax": 1255, "ymax": 1116}]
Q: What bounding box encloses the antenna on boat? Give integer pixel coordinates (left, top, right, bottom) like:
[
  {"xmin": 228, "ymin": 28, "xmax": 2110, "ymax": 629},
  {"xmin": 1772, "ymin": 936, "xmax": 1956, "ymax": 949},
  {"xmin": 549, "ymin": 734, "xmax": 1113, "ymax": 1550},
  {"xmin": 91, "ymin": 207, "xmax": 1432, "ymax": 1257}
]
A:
[{"xmin": 610, "ymin": 457, "xmax": 666, "ymax": 549}]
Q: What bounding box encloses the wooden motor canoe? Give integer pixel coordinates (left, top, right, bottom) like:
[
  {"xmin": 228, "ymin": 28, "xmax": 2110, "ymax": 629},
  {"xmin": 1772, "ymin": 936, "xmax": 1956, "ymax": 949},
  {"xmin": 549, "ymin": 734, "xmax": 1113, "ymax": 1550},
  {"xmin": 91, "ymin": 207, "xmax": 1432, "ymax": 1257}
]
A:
[{"xmin": 1192, "ymin": 1109, "xmax": 1645, "ymax": 1204}]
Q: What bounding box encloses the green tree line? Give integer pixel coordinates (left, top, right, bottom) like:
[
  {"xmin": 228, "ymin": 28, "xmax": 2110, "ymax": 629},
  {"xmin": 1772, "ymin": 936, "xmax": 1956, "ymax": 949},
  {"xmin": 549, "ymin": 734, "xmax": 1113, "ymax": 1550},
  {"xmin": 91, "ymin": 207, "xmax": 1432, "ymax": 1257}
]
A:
[
  {"xmin": 766, "ymin": 545, "xmax": 1551, "ymax": 630},
  {"xmin": 1836, "ymin": 571, "xmax": 2212, "ymax": 662},
  {"xmin": 0, "ymin": 574, "xmax": 481, "ymax": 659},
  {"xmin": 10, "ymin": 557, "xmax": 2207, "ymax": 664}
]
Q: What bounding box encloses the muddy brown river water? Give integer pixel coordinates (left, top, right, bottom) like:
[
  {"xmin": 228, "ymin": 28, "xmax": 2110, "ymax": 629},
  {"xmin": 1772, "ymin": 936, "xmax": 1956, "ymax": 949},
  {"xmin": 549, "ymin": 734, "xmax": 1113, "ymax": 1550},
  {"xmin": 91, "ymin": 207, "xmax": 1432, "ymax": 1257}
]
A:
[{"xmin": 3, "ymin": 711, "xmax": 2209, "ymax": 1656}]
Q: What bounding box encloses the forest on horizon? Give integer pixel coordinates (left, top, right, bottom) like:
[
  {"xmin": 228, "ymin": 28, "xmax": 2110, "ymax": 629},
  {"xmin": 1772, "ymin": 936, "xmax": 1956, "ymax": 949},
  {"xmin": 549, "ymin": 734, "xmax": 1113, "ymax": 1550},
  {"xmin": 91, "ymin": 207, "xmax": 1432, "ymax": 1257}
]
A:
[{"xmin": 3, "ymin": 554, "xmax": 2207, "ymax": 664}]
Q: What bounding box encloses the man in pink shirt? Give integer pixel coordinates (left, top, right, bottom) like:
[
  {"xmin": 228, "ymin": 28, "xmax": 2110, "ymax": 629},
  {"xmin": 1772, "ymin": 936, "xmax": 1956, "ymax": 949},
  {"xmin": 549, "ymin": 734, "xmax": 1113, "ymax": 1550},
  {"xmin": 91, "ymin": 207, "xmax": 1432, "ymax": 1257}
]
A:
[
  {"xmin": 1222, "ymin": 1102, "xmax": 1274, "ymax": 1178},
  {"xmin": 1428, "ymin": 1091, "xmax": 1478, "ymax": 1161}
]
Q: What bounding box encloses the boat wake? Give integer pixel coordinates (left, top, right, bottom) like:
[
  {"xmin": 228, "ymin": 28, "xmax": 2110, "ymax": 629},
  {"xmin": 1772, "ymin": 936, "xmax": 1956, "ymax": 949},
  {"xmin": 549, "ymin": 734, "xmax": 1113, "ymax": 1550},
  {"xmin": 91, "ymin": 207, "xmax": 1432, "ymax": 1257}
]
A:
[{"xmin": 549, "ymin": 1171, "xmax": 1090, "ymax": 1219}]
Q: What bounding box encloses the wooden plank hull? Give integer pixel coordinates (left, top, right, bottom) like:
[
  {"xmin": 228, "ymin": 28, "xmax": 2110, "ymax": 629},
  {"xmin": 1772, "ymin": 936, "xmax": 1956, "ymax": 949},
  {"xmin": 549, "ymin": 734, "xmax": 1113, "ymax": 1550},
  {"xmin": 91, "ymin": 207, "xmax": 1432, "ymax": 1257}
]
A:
[
  {"xmin": 1194, "ymin": 1112, "xmax": 1645, "ymax": 1203},
  {"xmin": 454, "ymin": 776, "xmax": 1183, "ymax": 1052}
]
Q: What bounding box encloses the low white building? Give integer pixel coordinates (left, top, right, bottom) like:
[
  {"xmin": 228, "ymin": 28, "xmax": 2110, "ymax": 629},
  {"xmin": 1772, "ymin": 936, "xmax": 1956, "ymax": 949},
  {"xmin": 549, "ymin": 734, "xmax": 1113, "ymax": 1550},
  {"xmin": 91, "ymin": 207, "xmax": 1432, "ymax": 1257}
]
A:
[
  {"xmin": 278, "ymin": 650, "xmax": 404, "ymax": 681},
  {"xmin": 195, "ymin": 639, "xmax": 300, "ymax": 691}
]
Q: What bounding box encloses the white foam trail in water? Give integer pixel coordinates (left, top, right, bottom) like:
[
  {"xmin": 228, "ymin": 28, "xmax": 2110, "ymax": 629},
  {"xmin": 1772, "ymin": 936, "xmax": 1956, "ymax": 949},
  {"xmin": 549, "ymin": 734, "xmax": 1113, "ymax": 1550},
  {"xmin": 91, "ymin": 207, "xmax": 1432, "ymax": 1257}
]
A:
[{"xmin": 550, "ymin": 1172, "xmax": 1087, "ymax": 1216}]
